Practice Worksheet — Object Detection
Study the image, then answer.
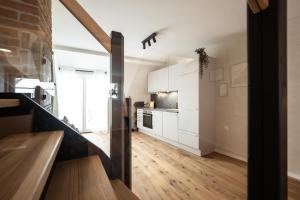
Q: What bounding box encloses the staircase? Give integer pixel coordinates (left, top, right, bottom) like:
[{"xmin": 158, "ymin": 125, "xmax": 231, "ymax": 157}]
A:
[{"xmin": 0, "ymin": 94, "xmax": 139, "ymax": 200}]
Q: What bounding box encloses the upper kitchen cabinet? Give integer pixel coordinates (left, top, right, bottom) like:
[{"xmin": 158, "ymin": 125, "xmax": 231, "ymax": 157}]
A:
[
  {"xmin": 148, "ymin": 67, "xmax": 169, "ymax": 93},
  {"xmin": 168, "ymin": 63, "xmax": 183, "ymax": 91}
]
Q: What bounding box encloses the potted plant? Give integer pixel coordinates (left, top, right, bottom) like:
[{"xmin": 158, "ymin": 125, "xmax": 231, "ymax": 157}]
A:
[{"xmin": 195, "ymin": 48, "xmax": 209, "ymax": 78}]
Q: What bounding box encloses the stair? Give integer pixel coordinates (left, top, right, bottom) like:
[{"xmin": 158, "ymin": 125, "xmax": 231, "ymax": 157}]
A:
[
  {"xmin": 111, "ymin": 179, "xmax": 140, "ymax": 200},
  {"xmin": 0, "ymin": 94, "xmax": 138, "ymax": 200},
  {"xmin": 0, "ymin": 131, "xmax": 64, "ymax": 200},
  {"xmin": 45, "ymin": 155, "xmax": 118, "ymax": 200},
  {"xmin": 0, "ymin": 99, "xmax": 20, "ymax": 108}
]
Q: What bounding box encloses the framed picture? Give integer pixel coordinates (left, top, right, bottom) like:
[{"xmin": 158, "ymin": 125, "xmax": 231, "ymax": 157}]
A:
[
  {"xmin": 231, "ymin": 63, "xmax": 248, "ymax": 87},
  {"xmin": 219, "ymin": 83, "xmax": 228, "ymax": 97}
]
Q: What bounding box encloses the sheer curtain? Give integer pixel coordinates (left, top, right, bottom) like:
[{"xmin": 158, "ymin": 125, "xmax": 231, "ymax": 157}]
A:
[{"xmin": 56, "ymin": 67, "xmax": 109, "ymax": 133}]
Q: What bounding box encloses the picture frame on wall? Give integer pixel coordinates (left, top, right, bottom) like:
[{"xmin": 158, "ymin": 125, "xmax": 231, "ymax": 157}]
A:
[
  {"xmin": 231, "ymin": 63, "xmax": 248, "ymax": 87},
  {"xmin": 219, "ymin": 83, "xmax": 228, "ymax": 97}
]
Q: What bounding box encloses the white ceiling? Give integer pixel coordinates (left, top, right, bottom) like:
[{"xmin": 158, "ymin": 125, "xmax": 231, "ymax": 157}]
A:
[{"xmin": 52, "ymin": 0, "xmax": 300, "ymax": 63}]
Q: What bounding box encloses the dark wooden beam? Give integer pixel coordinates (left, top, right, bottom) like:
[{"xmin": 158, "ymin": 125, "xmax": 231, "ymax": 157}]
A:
[
  {"xmin": 110, "ymin": 31, "xmax": 125, "ymax": 181},
  {"xmin": 248, "ymin": 0, "xmax": 287, "ymax": 199}
]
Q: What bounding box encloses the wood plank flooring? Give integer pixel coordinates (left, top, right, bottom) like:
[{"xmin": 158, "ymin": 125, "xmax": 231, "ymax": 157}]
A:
[{"xmin": 132, "ymin": 132, "xmax": 300, "ymax": 200}]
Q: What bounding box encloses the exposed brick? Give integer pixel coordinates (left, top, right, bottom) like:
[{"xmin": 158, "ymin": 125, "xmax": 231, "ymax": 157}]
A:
[
  {"xmin": 0, "ymin": 7, "xmax": 18, "ymax": 20},
  {"xmin": 20, "ymin": 49, "xmax": 29, "ymax": 64},
  {"xmin": 0, "ymin": 55, "xmax": 21, "ymax": 67},
  {"xmin": 20, "ymin": 13, "xmax": 39, "ymax": 24},
  {"xmin": 0, "ymin": 26, "xmax": 18, "ymax": 37},
  {"xmin": 21, "ymin": 0, "xmax": 38, "ymax": 6},
  {"xmin": 0, "ymin": 37, "xmax": 20, "ymax": 47},
  {"xmin": 0, "ymin": 46, "xmax": 18, "ymax": 57},
  {"xmin": 21, "ymin": 32, "xmax": 30, "ymax": 48},
  {"xmin": 0, "ymin": 0, "xmax": 39, "ymax": 15},
  {"xmin": 0, "ymin": 18, "xmax": 39, "ymax": 31}
]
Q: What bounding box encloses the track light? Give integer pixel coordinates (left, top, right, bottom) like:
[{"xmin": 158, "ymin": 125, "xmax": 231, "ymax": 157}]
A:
[
  {"xmin": 153, "ymin": 37, "xmax": 156, "ymax": 43},
  {"xmin": 142, "ymin": 32, "xmax": 157, "ymax": 49}
]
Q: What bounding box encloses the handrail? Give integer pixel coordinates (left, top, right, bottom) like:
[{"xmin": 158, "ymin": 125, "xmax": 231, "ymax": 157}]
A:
[{"xmin": 59, "ymin": 0, "xmax": 112, "ymax": 53}]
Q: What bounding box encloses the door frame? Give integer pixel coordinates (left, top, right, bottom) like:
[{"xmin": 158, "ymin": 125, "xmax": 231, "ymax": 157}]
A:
[{"xmin": 247, "ymin": 0, "xmax": 287, "ymax": 199}]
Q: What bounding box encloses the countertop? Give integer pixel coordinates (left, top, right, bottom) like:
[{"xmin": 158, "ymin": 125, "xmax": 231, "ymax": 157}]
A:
[{"xmin": 138, "ymin": 107, "xmax": 179, "ymax": 113}]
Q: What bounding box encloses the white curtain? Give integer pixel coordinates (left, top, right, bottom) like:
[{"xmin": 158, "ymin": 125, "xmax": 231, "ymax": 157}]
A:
[{"xmin": 56, "ymin": 67, "xmax": 109, "ymax": 133}]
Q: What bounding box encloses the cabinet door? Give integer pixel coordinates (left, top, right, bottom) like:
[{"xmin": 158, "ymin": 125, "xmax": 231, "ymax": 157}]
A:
[
  {"xmin": 178, "ymin": 72, "xmax": 199, "ymax": 110},
  {"xmin": 148, "ymin": 68, "xmax": 169, "ymax": 93},
  {"xmin": 152, "ymin": 111, "xmax": 163, "ymax": 136},
  {"xmin": 162, "ymin": 112, "xmax": 178, "ymax": 142},
  {"xmin": 168, "ymin": 64, "xmax": 183, "ymax": 91},
  {"xmin": 178, "ymin": 109, "xmax": 198, "ymax": 133},
  {"xmin": 148, "ymin": 71, "xmax": 156, "ymax": 93},
  {"xmin": 156, "ymin": 67, "xmax": 169, "ymax": 91},
  {"xmin": 137, "ymin": 109, "xmax": 143, "ymax": 129},
  {"xmin": 178, "ymin": 130, "xmax": 199, "ymax": 149}
]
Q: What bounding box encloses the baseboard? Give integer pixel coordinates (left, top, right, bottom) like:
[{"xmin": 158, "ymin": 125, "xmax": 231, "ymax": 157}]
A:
[
  {"xmin": 215, "ymin": 148, "xmax": 248, "ymax": 162},
  {"xmin": 139, "ymin": 130, "xmax": 201, "ymax": 156},
  {"xmin": 288, "ymin": 172, "xmax": 300, "ymax": 182}
]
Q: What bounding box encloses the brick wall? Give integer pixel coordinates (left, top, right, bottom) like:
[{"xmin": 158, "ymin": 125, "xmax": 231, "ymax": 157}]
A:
[{"xmin": 0, "ymin": 0, "xmax": 52, "ymax": 89}]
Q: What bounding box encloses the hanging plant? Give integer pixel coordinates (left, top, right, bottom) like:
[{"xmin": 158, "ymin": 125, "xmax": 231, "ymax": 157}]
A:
[{"xmin": 195, "ymin": 48, "xmax": 209, "ymax": 78}]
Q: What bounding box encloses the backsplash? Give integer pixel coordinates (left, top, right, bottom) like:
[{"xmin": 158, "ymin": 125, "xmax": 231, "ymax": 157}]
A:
[{"xmin": 151, "ymin": 92, "xmax": 178, "ymax": 109}]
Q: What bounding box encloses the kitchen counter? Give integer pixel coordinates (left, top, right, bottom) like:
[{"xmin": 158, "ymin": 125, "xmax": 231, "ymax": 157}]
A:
[{"xmin": 139, "ymin": 107, "xmax": 179, "ymax": 113}]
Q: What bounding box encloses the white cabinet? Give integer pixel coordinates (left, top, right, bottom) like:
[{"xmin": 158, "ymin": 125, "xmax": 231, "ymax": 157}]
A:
[
  {"xmin": 152, "ymin": 111, "xmax": 163, "ymax": 136},
  {"xmin": 178, "ymin": 109, "xmax": 198, "ymax": 133},
  {"xmin": 178, "ymin": 72, "xmax": 199, "ymax": 110},
  {"xmin": 168, "ymin": 63, "xmax": 182, "ymax": 91},
  {"xmin": 148, "ymin": 68, "xmax": 169, "ymax": 93},
  {"xmin": 178, "ymin": 130, "xmax": 199, "ymax": 149},
  {"xmin": 162, "ymin": 112, "xmax": 178, "ymax": 142},
  {"xmin": 137, "ymin": 109, "xmax": 143, "ymax": 129}
]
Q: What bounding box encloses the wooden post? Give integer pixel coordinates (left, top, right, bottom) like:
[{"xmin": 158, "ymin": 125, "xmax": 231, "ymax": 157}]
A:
[
  {"xmin": 124, "ymin": 98, "xmax": 132, "ymax": 188},
  {"xmin": 248, "ymin": 0, "xmax": 287, "ymax": 199},
  {"xmin": 110, "ymin": 31, "xmax": 125, "ymax": 181},
  {"xmin": 248, "ymin": 0, "xmax": 269, "ymax": 14}
]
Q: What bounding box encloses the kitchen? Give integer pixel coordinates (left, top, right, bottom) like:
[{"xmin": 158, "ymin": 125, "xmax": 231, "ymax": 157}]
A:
[{"xmin": 136, "ymin": 60, "xmax": 215, "ymax": 156}]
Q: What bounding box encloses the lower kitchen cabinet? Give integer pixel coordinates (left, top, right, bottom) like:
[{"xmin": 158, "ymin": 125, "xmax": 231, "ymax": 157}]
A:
[
  {"xmin": 162, "ymin": 112, "xmax": 178, "ymax": 142},
  {"xmin": 152, "ymin": 111, "xmax": 163, "ymax": 136},
  {"xmin": 178, "ymin": 130, "xmax": 199, "ymax": 149}
]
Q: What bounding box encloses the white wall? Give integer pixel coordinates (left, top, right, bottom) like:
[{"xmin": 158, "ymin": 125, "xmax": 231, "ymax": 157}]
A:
[
  {"xmin": 205, "ymin": 33, "xmax": 248, "ymax": 161},
  {"xmin": 288, "ymin": 15, "xmax": 300, "ymax": 180},
  {"xmin": 204, "ymin": 15, "xmax": 300, "ymax": 180}
]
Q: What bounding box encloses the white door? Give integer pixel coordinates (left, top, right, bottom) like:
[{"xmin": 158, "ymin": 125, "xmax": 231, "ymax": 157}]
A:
[{"xmin": 162, "ymin": 112, "xmax": 178, "ymax": 142}]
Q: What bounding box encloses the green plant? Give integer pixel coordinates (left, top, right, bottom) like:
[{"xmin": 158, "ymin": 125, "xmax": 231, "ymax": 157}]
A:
[{"xmin": 195, "ymin": 48, "xmax": 209, "ymax": 78}]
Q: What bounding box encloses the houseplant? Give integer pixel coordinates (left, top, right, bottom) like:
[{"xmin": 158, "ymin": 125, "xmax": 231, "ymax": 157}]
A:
[{"xmin": 195, "ymin": 48, "xmax": 209, "ymax": 78}]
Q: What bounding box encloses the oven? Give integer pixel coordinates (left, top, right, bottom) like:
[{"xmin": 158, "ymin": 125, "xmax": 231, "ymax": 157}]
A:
[{"xmin": 143, "ymin": 110, "xmax": 153, "ymax": 129}]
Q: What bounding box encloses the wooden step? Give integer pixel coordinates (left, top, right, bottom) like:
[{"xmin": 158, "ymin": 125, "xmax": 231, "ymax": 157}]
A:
[
  {"xmin": 0, "ymin": 131, "xmax": 64, "ymax": 200},
  {"xmin": 111, "ymin": 179, "xmax": 140, "ymax": 200},
  {"xmin": 0, "ymin": 99, "xmax": 20, "ymax": 108},
  {"xmin": 45, "ymin": 155, "xmax": 117, "ymax": 200}
]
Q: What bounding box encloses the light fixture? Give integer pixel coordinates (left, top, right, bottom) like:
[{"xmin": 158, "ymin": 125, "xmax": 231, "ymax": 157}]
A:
[
  {"xmin": 0, "ymin": 48, "xmax": 12, "ymax": 53},
  {"xmin": 142, "ymin": 32, "xmax": 157, "ymax": 50}
]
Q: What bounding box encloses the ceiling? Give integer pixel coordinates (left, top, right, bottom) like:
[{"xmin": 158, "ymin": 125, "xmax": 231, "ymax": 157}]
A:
[{"xmin": 52, "ymin": 0, "xmax": 300, "ymax": 63}]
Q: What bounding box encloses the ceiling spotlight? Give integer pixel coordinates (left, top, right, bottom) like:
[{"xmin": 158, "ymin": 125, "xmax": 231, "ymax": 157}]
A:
[
  {"xmin": 0, "ymin": 48, "xmax": 12, "ymax": 53},
  {"xmin": 153, "ymin": 37, "xmax": 156, "ymax": 43},
  {"xmin": 142, "ymin": 32, "xmax": 158, "ymax": 50}
]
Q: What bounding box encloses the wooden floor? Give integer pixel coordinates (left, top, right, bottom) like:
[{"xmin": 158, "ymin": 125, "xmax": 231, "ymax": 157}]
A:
[{"xmin": 132, "ymin": 132, "xmax": 300, "ymax": 200}]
